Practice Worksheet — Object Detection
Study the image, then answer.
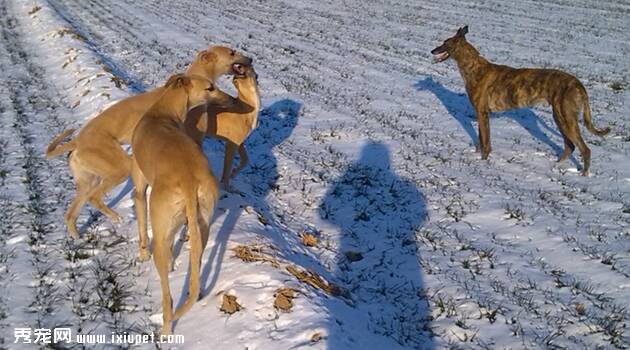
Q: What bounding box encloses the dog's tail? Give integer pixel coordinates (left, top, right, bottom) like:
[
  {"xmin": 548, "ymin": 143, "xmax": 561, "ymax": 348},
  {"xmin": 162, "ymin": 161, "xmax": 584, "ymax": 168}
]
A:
[
  {"xmin": 580, "ymin": 87, "xmax": 610, "ymax": 136},
  {"xmin": 173, "ymin": 183, "xmax": 202, "ymax": 321},
  {"xmin": 46, "ymin": 129, "xmax": 77, "ymax": 158}
]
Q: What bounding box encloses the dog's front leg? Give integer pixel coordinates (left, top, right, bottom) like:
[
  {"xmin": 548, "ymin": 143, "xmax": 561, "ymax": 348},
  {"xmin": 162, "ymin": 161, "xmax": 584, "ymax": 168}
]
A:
[
  {"xmin": 221, "ymin": 141, "xmax": 238, "ymax": 189},
  {"xmin": 476, "ymin": 108, "xmax": 492, "ymax": 159},
  {"xmin": 231, "ymin": 144, "xmax": 249, "ymax": 179}
]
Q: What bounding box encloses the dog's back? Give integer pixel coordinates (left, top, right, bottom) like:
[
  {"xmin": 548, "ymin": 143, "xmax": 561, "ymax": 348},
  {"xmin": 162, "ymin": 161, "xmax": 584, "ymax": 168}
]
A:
[
  {"xmin": 480, "ymin": 65, "xmax": 581, "ymax": 112},
  {"xmin": 77, "ymin": 87, "xmax": 166, "ymax": 144}
]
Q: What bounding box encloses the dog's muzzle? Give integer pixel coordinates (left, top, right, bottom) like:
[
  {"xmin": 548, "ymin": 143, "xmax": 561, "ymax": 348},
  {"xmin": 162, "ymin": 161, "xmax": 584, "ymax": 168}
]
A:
[
  {"xmin": 232, "ymin": 63, "xmax": 247, "ymax": 75},
  {"xmin": 431, "ymin": 48, "xmax": 450, "ymax": 63}
]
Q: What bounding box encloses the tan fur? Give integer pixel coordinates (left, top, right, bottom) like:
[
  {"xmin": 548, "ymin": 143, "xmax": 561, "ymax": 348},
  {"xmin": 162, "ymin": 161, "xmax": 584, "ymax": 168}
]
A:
[
  {"xmin": 131, "ymin": 74, "xmax": 225, "ymax": 335},
  {"xmin": 185, "ymin": 66, "xmax": 260, "ymax": 188},
  {"xmin": 432, "ymin": 26, "xmax": 610, "ymax": 176},
  {"xmin": 46, "ymin": 46, "xmax": 251, "ymax": 238}
]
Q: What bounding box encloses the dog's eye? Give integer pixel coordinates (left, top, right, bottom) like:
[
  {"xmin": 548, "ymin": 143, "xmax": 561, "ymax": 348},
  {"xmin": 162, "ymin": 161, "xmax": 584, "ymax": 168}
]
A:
[
  {"xmin": 205, "ymin": 85, "xmax": 215, "ymax": 91},
  {"xmin": 230, "ymin": 51, "xmax": 235, "ymax": 56}
]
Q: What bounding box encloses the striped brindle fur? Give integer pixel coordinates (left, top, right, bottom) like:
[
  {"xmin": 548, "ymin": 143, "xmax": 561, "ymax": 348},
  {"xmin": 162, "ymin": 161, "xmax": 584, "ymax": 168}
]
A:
[{"xmin": 431, "ymin": 26, "xmax": 610, "ymax": 176}]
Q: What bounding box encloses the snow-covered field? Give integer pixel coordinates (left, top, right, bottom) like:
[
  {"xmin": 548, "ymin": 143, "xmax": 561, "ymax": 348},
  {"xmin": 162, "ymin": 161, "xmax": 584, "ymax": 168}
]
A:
[{"xmin": 0, "ymin": 0, "xmax": 629, "ymax": 349}]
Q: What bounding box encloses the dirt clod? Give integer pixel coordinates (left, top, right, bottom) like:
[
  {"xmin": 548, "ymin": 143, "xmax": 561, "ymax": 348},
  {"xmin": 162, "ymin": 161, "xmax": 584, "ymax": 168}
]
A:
[
  {"xmin": 274, "ymin": 287, "xmax": 297, "ymax": 312},
  {"xmin": 575, "ymin": 302, "xmax": 586, "ymax": 316},
  {"xmin": 310, "ymin": 332, "xmax": 322, "ymax": 343},
  {"xmin": 220, "ymin": 294, "xmax": 242, "ymax": 314},
  {"xmin": 301, "ymin": 232, "xmax": 319, "ymax": 247},
  {"xmin": 28, "ymin": 6, "xmax": 41, "ymax": 15}
]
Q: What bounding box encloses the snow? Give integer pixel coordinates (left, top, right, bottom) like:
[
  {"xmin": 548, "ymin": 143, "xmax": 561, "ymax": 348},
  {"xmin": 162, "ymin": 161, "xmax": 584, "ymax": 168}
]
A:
[{"xmin": 0, "ymin": 0, "xmax": 629, "ymax": 349}]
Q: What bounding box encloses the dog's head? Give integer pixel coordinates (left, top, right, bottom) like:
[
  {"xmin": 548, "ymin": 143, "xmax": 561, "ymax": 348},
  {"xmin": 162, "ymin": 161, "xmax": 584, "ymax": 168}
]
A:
[
  {"xmin": 431, "ymin": 26, "xmax": 468, "ymax": 63},
  {"xmin": 197, "ymin": 46, "xmax": 253, "ymax": 79},
  {"xmin": 165, "ymin": 74, "xmax": 236, "ymax": 111}
]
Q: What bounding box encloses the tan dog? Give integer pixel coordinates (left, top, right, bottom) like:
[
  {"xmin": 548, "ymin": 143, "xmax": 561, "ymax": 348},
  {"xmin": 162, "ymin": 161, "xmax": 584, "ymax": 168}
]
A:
[
  {"xmin": 46, "ymin": 46, "xmax": 251, "ymax": 238},
  {"xmin": 186, "ymin": 66, "xmax": 260, "ymax": 188},
  {"xmin": 431, "ymin": 26, "xmax": 610, "ymax": 176},
  {"xmin": 131, "ymin": 74, "xmax": 224, "ymax": 335}
]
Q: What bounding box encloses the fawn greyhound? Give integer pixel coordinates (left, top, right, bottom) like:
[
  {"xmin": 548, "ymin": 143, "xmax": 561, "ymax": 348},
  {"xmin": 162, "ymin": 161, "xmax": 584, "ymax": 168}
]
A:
[
  {"xmin": 131, "ymin": 74, "xmax": 227, "ymax": 335},
  {"xmin": 46, "ymin": 46, "xmax": 251, "ymax": 238},
  {"xmin": 185, "ymin": 65, "xmax": 260, "ymax": 189},
  {"xmin": 431, "ymin": 26, "xmax": 610, "ymax": 176}
]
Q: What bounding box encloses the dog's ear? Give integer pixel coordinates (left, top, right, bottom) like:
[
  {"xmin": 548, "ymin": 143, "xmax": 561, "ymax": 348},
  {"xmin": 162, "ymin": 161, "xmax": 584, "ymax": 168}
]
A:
[
  {"xmin": 198, "ymin": 50, "xmax": 217, "ymax": 63},
  {"xmin": 456, "ymin": 25, "xmax": 469, "ymax": 38},
  {"xmin": 165, "ymin": 74, "xmax": 192, "ymax": 89}
]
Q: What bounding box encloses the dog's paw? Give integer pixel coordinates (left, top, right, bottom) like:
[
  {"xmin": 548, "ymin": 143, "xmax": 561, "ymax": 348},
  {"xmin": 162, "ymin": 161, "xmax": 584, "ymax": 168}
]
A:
[
  {"xmin": 137, "ymin": 249, "xmax": 151, "ymax": 262},
  {"xmin": 111, "ymin": 214, "xmax": 123, "ymax": 224},
  {"xmin": 230, "ymin": 167, "xmax": 243, "ymax": 179},
  {"xmin": 220, "ymin": 181, "xmax": 233, "ymax": 192},
  {"xmin": 68, "ymin": 230, "xmax": 80, "ymax": 240},
  {"xmin": 481, "ymin": 147, "xmax": 491, "ymax": 160}
]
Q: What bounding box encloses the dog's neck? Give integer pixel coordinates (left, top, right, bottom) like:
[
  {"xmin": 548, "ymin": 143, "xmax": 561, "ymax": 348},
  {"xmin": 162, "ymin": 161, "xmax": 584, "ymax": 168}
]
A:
[
  {"xmin": 186, "ymin": 61, "xmax": 219, "ymax": 82},
  {"xmin": 150, "ymin": 88, "xmax": 190, "ymax": 123},
  {"xmin": 452, "ymin": 41, "xmax": 489, "ymax": 88},
  {"xmin": 235, "ymin": 79, "xmax": 260, "ymax": 112}
]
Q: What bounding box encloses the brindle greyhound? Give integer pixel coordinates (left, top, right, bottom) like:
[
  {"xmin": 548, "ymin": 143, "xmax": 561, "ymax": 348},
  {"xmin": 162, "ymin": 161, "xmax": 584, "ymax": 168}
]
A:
[{"xmin": 431, "ymin": 26, "xmax": 610, "ymax": 176}]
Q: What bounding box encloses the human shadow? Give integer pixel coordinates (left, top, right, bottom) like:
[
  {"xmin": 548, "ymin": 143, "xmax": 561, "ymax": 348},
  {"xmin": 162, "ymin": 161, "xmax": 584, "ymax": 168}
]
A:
[
  {"xmin": 414, "ymin": 76, "xmax": 579, "ymax": 167},
  {"xmin": 319, "ymin": 142, "xmax": 433, "ymax": 349},
  {"xmin": 196, "ymin": 98, "xmax": 302, "ymax": 298}
]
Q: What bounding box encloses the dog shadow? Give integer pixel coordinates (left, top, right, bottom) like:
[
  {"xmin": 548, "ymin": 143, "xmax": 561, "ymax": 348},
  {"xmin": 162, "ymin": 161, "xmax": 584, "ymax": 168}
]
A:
[{"xmin": 414, "ymin": 76, "xmax": 579, "ymax": 167}]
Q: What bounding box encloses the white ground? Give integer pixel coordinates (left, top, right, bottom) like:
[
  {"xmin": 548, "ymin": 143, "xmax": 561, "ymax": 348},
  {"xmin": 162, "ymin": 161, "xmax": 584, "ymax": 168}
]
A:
[{"xmin": 0, "ymin": 0, "xmax": 629, "ymax": 349}]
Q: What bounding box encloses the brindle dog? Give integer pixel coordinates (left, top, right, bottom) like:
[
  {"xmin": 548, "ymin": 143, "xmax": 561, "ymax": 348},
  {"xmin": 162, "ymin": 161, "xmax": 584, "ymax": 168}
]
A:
[{"xmin": 431, "ymin": 26, "xmax": 610, "ymax": 176}]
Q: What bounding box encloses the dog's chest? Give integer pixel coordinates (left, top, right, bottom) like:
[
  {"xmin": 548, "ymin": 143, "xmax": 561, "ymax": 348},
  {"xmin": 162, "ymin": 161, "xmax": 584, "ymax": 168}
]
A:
[{"xmin": 245, "ymin": 112, "xmax": 257, "ymax": 137}]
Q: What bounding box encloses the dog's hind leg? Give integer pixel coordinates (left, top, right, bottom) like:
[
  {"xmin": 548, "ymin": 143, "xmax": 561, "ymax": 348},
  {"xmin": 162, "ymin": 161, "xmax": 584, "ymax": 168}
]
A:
[
  {"xmin": 149, "ymin": 186, "xmax": 180, "ymax": 335},
  {"xmin": 154, "ymin": 233, "xmax": 174, "ymax": 335},
  {"xmin": 198, "ymin": 176, "xmax": 218, "ymax": 250},
  {"xmin": 131, "ymin": 159, "xmax": 150, "ymax": 261},
  {"xmin": 557, "ymin": 135, "xmax": 575, "ymax": 163},
  {"xmin": 568, "ymin": 129, "xmax": 590, "ymax": 176},
  {"xmin": 221, "ymin": 141, "xmax": 238, "ymax": 188},
  {"xmin": 560, "ymin": 103, "xmax": 591, "ymax": 176},
  {"xmin": 85, "ymin": 174, "xmax": 126, "ymax": 224},
  {"xmin": 76, "ymin": 144, "xmax": 131, "ymax": 223},
  {"xmin": 231, "ymin": 144, "xmax": 249, "ymax": 179},
  {"xmin": 64, "ymin": 169, "xmax": 98, "ymax": 239},
  {"xmin": 552, "ymin": 106, "xmax": 575, "ymax": 162},
  {"xmin": 88, "ymin": 196, "xmax": 122, "ymax": 223}
]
